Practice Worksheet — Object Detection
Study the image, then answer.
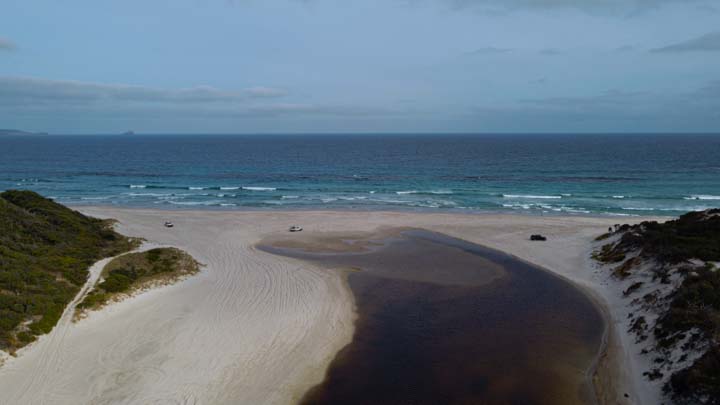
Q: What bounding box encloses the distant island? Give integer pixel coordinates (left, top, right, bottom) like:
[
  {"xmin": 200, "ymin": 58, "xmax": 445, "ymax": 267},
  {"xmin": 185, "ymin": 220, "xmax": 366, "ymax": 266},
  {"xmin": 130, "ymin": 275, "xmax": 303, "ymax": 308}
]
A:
[
  {"xmin": 0, "ymin": 129, "xmax": 49, "ymax": 136},
  {"xmin": 121, "ymin": 130, "xmax": 135, "ymax": 136}
]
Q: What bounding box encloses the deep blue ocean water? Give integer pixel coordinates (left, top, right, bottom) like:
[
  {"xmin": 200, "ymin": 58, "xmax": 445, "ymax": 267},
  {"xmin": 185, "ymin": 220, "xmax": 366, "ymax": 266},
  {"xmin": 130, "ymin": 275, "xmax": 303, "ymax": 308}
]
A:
[{"xmin": 1, "ymin": 134, "xmax": 719, "ymax": 216}]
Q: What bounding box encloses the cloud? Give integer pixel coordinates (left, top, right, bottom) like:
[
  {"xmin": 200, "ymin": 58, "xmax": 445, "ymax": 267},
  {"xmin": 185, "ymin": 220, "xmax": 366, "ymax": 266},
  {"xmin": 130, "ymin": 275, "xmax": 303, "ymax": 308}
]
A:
[
  {"xmin": 520, "ymin": 89, "xmax": 654, "ymax": 111},
  {"xmin": 614, "ymin": 45, "xmax": 637, "ymax": 53},
  {"xmin": 501, "ymin": 83, "xmax": 720, "ymax": 122},
  {"xmin": 539, "ymin": 48, "xmax": 562, "ymax": 56},
  {"xmin": 695, "ymin": 3, "xmax": 719, "ymax": 14},
  {"xmin": 467, "ymin": 46, "xmax": 512, "ymax": 55},
  {"xmin": 0, "ymin": 77, "xmax": 288, "ymax": 105},
  {"xmin": 651, "ymin": 31, "xmax": 720, "ymax": 52},
  {"xmin": 696, "ymin": 80, "xmax": 720, "ymax": 98},
  {"xmin": 430, "ymin": 0, "xmax": 699, "ymax": 15},
  {"xmin": 465, "ymin": 83, "xmax": 720, "ymax": 132},
  {"xmin": 0, "ymin": 37, "xmax": 16, "ymax": 51},
  {"xmin": 0, "ymin": 76, "xmax": 398, "ymax": 121},
  {"xmin": 244, "ymin": 86, "xmax": 289, "ymax": 98},
  {"xmin": 245, "ymin": 103, "xmax": 396, "ymax": 117}
]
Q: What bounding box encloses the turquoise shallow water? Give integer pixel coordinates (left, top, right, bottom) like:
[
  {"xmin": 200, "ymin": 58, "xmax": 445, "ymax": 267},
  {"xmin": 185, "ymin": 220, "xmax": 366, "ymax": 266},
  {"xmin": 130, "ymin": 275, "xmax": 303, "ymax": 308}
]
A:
[{"xmin": 1, "ymin": 134, "xmax": 719, "ymax": 216}]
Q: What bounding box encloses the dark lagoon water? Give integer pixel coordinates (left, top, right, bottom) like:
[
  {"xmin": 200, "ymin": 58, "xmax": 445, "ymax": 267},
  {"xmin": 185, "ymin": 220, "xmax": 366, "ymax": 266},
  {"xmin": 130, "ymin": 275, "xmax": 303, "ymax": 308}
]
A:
[
  {"xmin": 1, "ymin": 134, "xmax": 719, "ymax": 215},
  {"xmin": 260, "ymin": 230, "xmax": 605, "ymax": 405}
]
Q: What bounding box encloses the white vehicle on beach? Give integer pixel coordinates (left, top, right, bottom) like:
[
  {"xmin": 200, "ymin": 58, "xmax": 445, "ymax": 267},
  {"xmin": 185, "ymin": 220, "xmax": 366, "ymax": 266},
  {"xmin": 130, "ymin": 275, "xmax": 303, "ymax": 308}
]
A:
[{"xmin": 288, "ymin": 225, "xmax": 303, "ymax": 232}]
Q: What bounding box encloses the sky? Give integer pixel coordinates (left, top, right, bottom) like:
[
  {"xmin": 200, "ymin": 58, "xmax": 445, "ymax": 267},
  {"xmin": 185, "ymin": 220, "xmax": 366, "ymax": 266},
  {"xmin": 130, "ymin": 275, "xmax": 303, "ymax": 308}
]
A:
[{"xmin": 1, "ymin": 0, "xmax": 720, "ymax": 134}]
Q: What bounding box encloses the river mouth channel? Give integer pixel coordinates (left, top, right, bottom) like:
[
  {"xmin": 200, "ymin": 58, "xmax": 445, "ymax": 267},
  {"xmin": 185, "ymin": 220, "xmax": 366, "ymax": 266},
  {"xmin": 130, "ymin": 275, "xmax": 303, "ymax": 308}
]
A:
[{"xmin": 259, "ymin": 228, "xmax": 604, "ymax": 405}]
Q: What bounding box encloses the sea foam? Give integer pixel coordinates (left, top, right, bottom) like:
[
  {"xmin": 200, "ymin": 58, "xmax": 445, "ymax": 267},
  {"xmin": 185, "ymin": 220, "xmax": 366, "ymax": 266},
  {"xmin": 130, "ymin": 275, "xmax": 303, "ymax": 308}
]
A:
[
  {"xmin": 502, "ymin": 194, "xmax": 562, "ymax": 199},
  {"xmin": 396, "ymin": 190, "xmax": 453, "ymax": 195},
  {"xmin": 242, "ymin": 187, "xmax": 277, "ymax": 191}
]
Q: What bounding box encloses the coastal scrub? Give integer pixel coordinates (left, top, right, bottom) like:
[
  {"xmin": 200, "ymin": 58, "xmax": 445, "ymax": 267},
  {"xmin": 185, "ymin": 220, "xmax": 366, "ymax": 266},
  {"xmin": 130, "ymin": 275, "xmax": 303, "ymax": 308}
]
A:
[
  {"xmin": 0, "ymin": 190, "xmax": 138, "ymax": 352},
  {"xmin": 593, "ymin": 209, "xmax": 720, "ymax": 404},
  {"xmin": 77, "ymin": 247, "xmax": 199, "ymax": 312}
]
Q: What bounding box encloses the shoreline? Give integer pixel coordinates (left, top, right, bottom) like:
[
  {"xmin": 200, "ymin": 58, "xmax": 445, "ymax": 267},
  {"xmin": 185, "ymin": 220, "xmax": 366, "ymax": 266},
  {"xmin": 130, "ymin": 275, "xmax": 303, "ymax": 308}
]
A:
[
  {"xmin": 0, "ymin": 208, "xmax": 661, "ymax": 404},
  {"xmin": 440, "ymin": 233, "xmax": 623, "ymax": 404},
  {"xmin": 264, "ymin": 228, "xmax": 609, "ymax": 404},
  {"xmin": 468, "ymin": 241, "xmax": 618, "ymax": 405},
  {"xmin": 68, "ymin": 203, "xmax": 677, "ymax": 220}
]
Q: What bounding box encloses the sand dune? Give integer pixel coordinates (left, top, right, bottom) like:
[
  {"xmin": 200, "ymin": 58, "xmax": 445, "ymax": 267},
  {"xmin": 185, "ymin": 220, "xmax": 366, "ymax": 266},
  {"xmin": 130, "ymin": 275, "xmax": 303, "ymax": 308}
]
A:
[{"xmin": 0, "ymin": 209, "xmax": 660, "ymax": 404}]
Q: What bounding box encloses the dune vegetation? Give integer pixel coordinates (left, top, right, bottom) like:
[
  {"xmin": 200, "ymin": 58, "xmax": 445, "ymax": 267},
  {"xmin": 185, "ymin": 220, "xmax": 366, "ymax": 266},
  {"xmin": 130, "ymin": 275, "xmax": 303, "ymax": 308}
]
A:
[
  {"xmin": 0, "ymin": 190, "xmax": 138, "ymax": 352},
  {"xmin": 594, "ymin": 209, "xmax": 720, "ymax": 404},
  {"xmin": 77, "ymin": 247, "xmax": 199, "ymax": 312}
]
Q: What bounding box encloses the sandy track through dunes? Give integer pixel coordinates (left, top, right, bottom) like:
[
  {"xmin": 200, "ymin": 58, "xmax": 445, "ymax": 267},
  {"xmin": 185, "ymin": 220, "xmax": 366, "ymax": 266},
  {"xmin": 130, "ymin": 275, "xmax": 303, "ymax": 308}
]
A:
[
  {"xmin": 0, "ymin": 209, "xmax": 662, "ymax": 404},
  {"xmin": 8, "ymin": 255, "xmax": 118, "ymax": 403}
]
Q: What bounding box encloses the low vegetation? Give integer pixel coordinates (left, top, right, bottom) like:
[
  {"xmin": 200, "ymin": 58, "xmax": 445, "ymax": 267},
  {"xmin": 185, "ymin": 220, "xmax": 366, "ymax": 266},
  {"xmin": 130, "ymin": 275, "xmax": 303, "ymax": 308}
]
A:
[
  {"xmin": 659, "ymin": 263, "xmax": 720, "ymax": 404},
  {"xmin": 0, "ymin": 190, "xmax": 138, "ymax": 352},
  {"xmin": 601, "ymin": 209, "xmax": 720, "ymax": 265},
  {"xmin": 669, "ymin": 346, "xmax": 720, "ymax": 405},
  {"xmin": 591, "ymin": 243, "xmax": 626, "ymax": 263},
  {"xmin": 77, "ymin": 248, "xmax": 199, "ymax": 311},
  {"xmin": 593, "ymin": 209, "xmax": 720, "ymax": 404}
]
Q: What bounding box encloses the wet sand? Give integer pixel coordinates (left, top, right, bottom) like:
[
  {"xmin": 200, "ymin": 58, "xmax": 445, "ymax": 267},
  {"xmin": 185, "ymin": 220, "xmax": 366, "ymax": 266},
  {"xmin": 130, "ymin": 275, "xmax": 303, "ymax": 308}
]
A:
[{"xmin": 0, "ymin": 209, "xmax": 660, "ymax": 404}]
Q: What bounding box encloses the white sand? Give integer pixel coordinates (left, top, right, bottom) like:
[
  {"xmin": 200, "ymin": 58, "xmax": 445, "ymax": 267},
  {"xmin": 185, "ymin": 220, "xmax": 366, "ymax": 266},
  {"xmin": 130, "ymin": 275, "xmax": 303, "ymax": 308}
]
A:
[{"xmin": 0, "ymin": 209, "xmax": 662, "ymax": 404}]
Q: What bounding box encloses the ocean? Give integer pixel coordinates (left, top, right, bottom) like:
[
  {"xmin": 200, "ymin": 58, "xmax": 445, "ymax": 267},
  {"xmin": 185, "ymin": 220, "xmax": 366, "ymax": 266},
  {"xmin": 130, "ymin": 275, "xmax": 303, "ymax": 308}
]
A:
[{"xmin": 1, "ymin": 134, "xmax": 719, "ymax": 216}]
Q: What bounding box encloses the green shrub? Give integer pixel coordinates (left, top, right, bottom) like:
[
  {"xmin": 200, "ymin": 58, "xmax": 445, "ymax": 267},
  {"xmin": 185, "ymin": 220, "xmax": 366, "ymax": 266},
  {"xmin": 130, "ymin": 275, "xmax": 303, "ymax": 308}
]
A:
[
  {"xmin": 668, "ymin": 346, "xmax": 720, "ymax": 405},
  {"xmin": 79, "ymin": 248, "xmax": 199, "ymax": 310},
  {"xmin": 594, "ymin": 209, "xmax": 720, "ymax": 267},
  {"xmin": 623, "ymin": 210, "xmax": 720, "ymax": 264},
  {"xmin": 0, "ymin": 190, "xmax": 137, "ymax": 351},
  {"xmin": 16, "ymin": 331, "xmax": 35, "ymax": 343},
  {"xmin": 656, "ymin": 267, "xmax": 720, "ymax": 343}
]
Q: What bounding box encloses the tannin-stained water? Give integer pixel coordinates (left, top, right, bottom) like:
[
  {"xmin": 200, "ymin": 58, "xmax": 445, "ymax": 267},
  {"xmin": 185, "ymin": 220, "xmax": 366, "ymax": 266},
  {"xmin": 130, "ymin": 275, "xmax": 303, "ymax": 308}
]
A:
[{"xmin": 259, "ymin": 229, "xmax": 604, "ymax": 405}]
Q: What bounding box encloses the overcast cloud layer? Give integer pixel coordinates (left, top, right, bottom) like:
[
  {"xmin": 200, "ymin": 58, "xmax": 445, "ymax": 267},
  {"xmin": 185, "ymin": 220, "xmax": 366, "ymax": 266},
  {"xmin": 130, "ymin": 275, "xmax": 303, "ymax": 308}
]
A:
[
  {"xmin": 0, "ymin": 38, "xmax": 15, "ymax": 51},
  {"xmin": 652, "ymin": 31, "xmax": 720, "ymax": 52},
  {"xmin": 430, "ymin": 0, "xmax": 702, "ymax": 14},
  {"xmin": 1, "ymin": 0, "xmax": 719, "ymax": 133}
]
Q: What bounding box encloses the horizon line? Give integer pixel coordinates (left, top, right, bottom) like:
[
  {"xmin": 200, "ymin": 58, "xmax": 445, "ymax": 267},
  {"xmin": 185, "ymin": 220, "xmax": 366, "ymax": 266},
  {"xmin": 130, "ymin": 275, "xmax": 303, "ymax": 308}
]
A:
[{"xmin": 5, "ymin": 131, "xmax": 720, "ymax": 136}]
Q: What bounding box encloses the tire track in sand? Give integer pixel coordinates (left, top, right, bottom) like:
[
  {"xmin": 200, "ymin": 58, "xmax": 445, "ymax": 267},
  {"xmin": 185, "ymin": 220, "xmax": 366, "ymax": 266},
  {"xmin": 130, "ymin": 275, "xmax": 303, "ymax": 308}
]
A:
[{"xmin": 8, "ymin": 253, "xmax": 130, "ymax": 404}]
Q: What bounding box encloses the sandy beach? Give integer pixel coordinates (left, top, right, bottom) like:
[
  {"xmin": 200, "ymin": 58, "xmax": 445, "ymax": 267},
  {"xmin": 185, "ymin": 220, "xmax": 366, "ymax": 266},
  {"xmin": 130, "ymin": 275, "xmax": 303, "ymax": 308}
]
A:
[{"xmin": 0, "ymin": 209, "xmax": 661, "ymax": 404}]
